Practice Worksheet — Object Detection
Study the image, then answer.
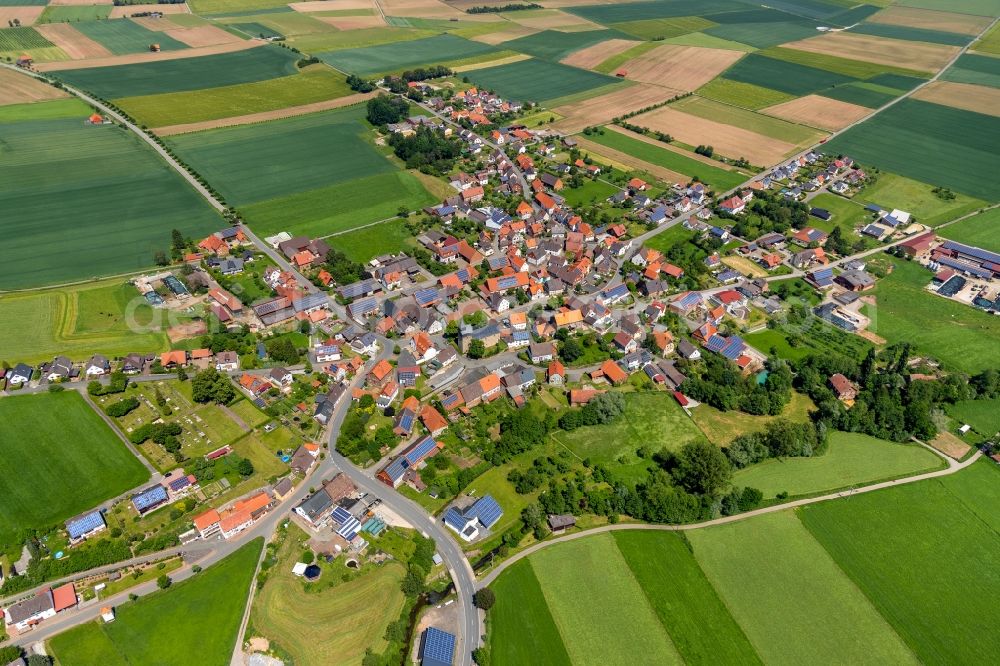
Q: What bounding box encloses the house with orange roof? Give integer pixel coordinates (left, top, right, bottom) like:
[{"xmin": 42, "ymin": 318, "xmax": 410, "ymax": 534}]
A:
[
  {"xmin": 198, "ymin": 234, "xmax": 227, "ymax": 256},
  {"xmin": 535, "ymin": 192, "xmax": 557, "ymax": 214},
  {"xmin": 516, "ymin": 201, "xmax": 533, "ymax": 219},
  {"xmin": 420, "ymin": 404, "xmax": 449, "ymax": 436},
  {"xmin": 51, "ymin": 583, "xmax": 77, "ymax": 613},
  {"xmin": 411, "ymin": 331, "xmax": 437, "ymax": 363},
  {"xmin": 547, "ymin": 360, "xmax": 565, "ymax": 385},
  {"xmin": 569, "ymin": 389, "xmax": 604, "ymax": 405},
  {"xmin": 553, "ymin": 309, "xmax": 583, "ymax": 327},
  {"xmin": 509, "ymin": 311, "xmax": 527, "ymax": 330},
  {"xmin": 367, "ymin": 359, "xmax": 393, "ymax": 387},
  {"xmin": 160, "ymin": 350, "xmax": 187, "ymax": 369},
  {"xmin": 628, "ymin": 177, "xmax": 648, "ymax": 191},
  {"xmin": 593, "ymin": 359, "xmax": 628, "ymax": 385},
  {"xmin": 193, "ymin": 509, "xmax": 222, "ymax": 538}
]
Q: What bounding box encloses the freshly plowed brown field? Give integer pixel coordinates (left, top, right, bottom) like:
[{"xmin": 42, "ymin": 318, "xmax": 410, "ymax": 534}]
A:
[
  {"xmin": 560, "ymin": 38, "xmax": 640, "ymax": 69},
  {"xmin": 618, "ymin": 45, "xmax": 744, "ymax": 91},
  {"xmin": 165, "ymin": 25, "xmax": 242, "ymax": 47},
  {"xmin": 553, "ymin": 83, "xmax": 683, "ymax": 133},
  {"xmin": 783, "ymin": 32, "xmax": 959, "ymax": 74},
  {"xmin": 911, "ymin": 80, "xmax": 1000, "ymax": 117},
  {"xmin": 762, "ymin": 94, "xmax": 871, "ymax": 130},
  {"xmin": 36, "ymin": 39, "xmax": 259, "ymax": 71},
  {"xmin": 35, "ymin": 23, "xmax": 112, "ymax": 60},
  {"xmin": 0, "ymin": 6, "xmax": 44, "ymax": 26}
]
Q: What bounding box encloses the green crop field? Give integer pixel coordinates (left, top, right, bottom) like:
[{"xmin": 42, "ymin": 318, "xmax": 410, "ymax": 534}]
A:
[
  {"xmin": 671, "ymin": 96, "xmax": 827, "ymax": 144},
  {"xmin": 166, "ymin": 105, "xmax": 393, "ymax": 206},
  {"xmin": 610, "ymin": 16, "xmax": 716, "ymax": 40},
  {"xmin": 818, "ymin": 81, "xmax": 899, "ymax": 108},
  {"xmin": 490, "ymin": 559, "xmax": 571, "ymax": 666},
  {"xmin": 243, "ymin": 170, "xmax": 435, "ymax": 239},
  {"xmin": 551, "ymin": 392, "xmax": 707, "ymax": 484},
  {"xmin": 941, "ymin": 52, "xmax": 1000, "ymax": 88},
  {"xmin": 73, "ymin": 18, "xmax": 187, "ymax": 55},
  {"xmin": 613, "ymin": 531, "xmax": 761, "ymax": 665},
  {"xmin": 850, "ymin": 22, "xmax": 972, "ymax": 46},
  {"xmin": 289, "ymin": 26, "xmax": 435, "ymax": 54},
  {"xmin": 0, "ymin": 0, "xmax": 46, "ymax": 5},
  {"xmin": 857, "ymin": 172, "xmax": 986, "ymax": 226},
  {"xmin": 689, "ymin": 511, "xmax": 917, "ymax": 664},
  {"xmin": 0, "ymin": 97, "xmax": 90, "ymax": 122},
  {"xmin": 825, "ymin": 99, "xmax": 1000, "ymax": 201},
  {"xmin": 939, "ymin": 207, "xmax": 1000, "ymax": 252},
  {"xmin": 38, "ymin": 4, "xmax": 111, "ymax": 23},
  {"xmin": 733, "ymin": 432, "xmax": 944, "ymax": 499},
  {"xmin": 899, "ymin": 0, "xmax": 1000, "ymax": 15},
  {"xmin": 661, "ymin": 31, "xmax": 755, "ymax": 51},
  {"xmin": 118, "ymin": 66, "xmax": 354, "ymax": 128},
  {"xmin": 500, "ymin": 28, "xmax": 628, "ymax": 61},
  {"xmin": 0, "ymin": 26, "xmax": 54, "ymax": 51},
  {"xmin": 566, "ymin": 0, "xmax": 747, "ymax": 24},
  {"xmin": 318, "ymin": 33, "xmax": 498, "ymax": 76},
  {"xmin": 584, "ymin": 129, "xmax": 747, "ymax": 191},
  {"xmin": 721, "ymin": 53, "xmax": 857, "ymax": 96},
  {"xmin": 51, "ymin": 538, "xmax": 262, "ymax": 666},
  {"xmin": 800, "ymin": 461, "xmax": 1000, "ymax": 664},
  {"xmin": 592, "ymin": 40, "xmax": 657, "ymax": 73},
  {"xmin": 529, "ymin": 533, "xmax": 684, "ymax": 665},
  {"xmin": 946, "ymin": 397, "xmax": 1000, "ymax": 436},
  {"xmin": 467, "ymin": 57, "xmax": 623, "ymax": 105},
  {"xmin": 863, "ymin": 257, "xmax": 1000, "ymax": 373},
  {"xmin": 973, "ymin": 21, "xmax": 1000, "ymax": 55},
  {"xmin": 760, "ymin": 45, "xmax": 929, "ymax": 79},
  {"xmin": 55, "ymin": 45, "xmax": 300, "ymax": 99},
  {"xmin": 705, "ymin": 10, "xmax": 824, "ymax": 49},
  {"xmin": 0, "ymin": 116, "xmax": 220, "ymax": 290},
  {"xmin": 0, "ymin": 278, "xmax": 170, "ymax": 364},
  {"xmin": 696, "ymin": 78, "xmax": 795, "ymax": 110},
  {"xmin": 228, "ymin": 21, "xmax": 282, "ymax": 39},
  {"xmin": 190, "ymin": 0, "xmax": 289, "ymax": 14},
  {"xmin": 0, "ymin": 392, "xmax": 149, "ymax": 544}
]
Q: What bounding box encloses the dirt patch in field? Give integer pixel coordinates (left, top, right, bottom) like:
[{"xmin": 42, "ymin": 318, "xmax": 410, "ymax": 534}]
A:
[
  {"xmin": 317, "ymin": 15, "xmax": 386, "ymax": 29},
  {"xmin": 617, "ymin": 44, "xmax": 743, "ymax": 91},
  {"xmin": 452, "ymin": 53, "xmax": 530, "ymax": 71},
  {"xmin": 633, "ymin": 104, "xmax": 797, "ymax": 165},
  {"xmin": 469, "ymin": 23, "xmax": 539, "ymax": 45},
  {"xmin": 36, "ymin": 23, "xmax": 113, "ymax": 60},
  {"xmin": 911, "ymin": 80, "xmax": 1000, "ymax": 118},
  {"xmin": 783, "ymin": 32, "xmax": 959, "ymax": 74},
  {"xmin": 110, "ymin": 3, "xmax": 191, "ymax": 18},
  {"xmin": 290, "ymin": 0, "xmax": 375, "ymax": 11},
  {"xmin": 505, "ymin": 9, "xmax": 601, "ymax": 31},
  {"xmin": 573, "ymin": 135, "xmax": 690, "ymax": 185},
  {"xmin": 858, "ymin": 329, "xmax": 886, "ymax": 345},
  {"xmin": 0, "ymin": 68, "xmax": 69, "ymax": 105},
  {"xmin": 928, "ymin": 432, "xmax": 971, "ymax": 460},
  {"xmin": 165, "ymin": 25, "xmax": 242, "ymax": 47},
  {"xmin": 0, "ymin": 6, "xmax": 45, "ymax": 26},
  {"xmin": 560, "ymin": 38, "xmax": 640, "ymax": 69},
  {"xmin": 761, "ymin": 94, "xmax": 871, "ymax": 131},
  {"xmin": 153, "ymin": 90, "xmax": 376, "ymax": 135},
  {"xmin": 552, "ymin": 83, "xmax": 683, "ymax": 134},
  {"xmin": 868, "ymin": 6, "xmax": 992, "ymax": 36},
  {"xmin": 36, "ymin": 39, "xmax": 260, "ymax": 71},
  {"xmin": 167, "ymin": 320, "xmax": 207, "ymax": 343}
]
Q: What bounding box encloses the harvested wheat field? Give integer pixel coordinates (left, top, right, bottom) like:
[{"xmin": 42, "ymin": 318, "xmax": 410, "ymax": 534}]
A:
[
  {"xmin": 634, "ymin": 105, "xmax": 796, "ymax": 165},
  {"xmin": 36, "ymin": 39, "xmax": 258, "ymax": 71},
  {"xmin": 574, "ymin": 136, "xmax": 689, "ymax": 184},
  {"xmin": 165, "ymin": 25, "xmax": 243, "ymax": 47},
  {"xmin": 471, "ymin": 23, "xmax": 539, "ymax": 44},
  {"xmin": 0, "ymin": 68, "xmax": 69, "ymax": 105},
  {"xmin": 618, "ymin": 45, "xmax": 743, "ymax": 91},
  {"xmin": 868, "ymin": 6, "xmax": 992, "ymax": 36},
  {"xmin": 505, "ymin": 9, "xmax": 601, "ymax": 32},
  {"xmin": 553, "ymin": 83, "xmax": 682, "ymax": 133},
  {"xmin": 290, "ymin": 0, "xmax": 374, "ymax": 11},
  {"xmin": 380, "ymin": 0, "xmax": 470, "ymax": 19},
  {"xmin": 154, "ymin": 90, "xmax": 376, "ymax": 135},
  {"xmin": 762, "ymin": 94, "xmax": 871, "ymax": 131},
  {"xmin": 0, "ymin": 6, "xmax": 45, "ymax": 26},
  {"xmin": 131, "ymin": 17, "xmax": 176, "ymax": 31},
  {"xmin": 561, "ymin": 38, "xmax": 640, "ymax": 69},
  {"xmin": 318, "ymin": 15, "xmax": 386, "ymax": 29},
  {"xmin": 911, "ymin": 80, "xmax": 1000, "ymax": 117},
  {"xmin": 36, "ymin": 23, "xmax": 112, "ymax": 60},
  {"xmin": 109, "ymin": 3, "xmax": 191, "ymax": 18},
  {"xmin": 784, "ymin": 32, "xmax": 959, "ymax": 74}
]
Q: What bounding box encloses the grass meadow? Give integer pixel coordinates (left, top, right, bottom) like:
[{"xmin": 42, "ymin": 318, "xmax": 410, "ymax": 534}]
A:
[
  {"xmin": 691, "ymin": 391, "xmax": 815, "ymax": 445},
  {"xmin": 0, "ymin": 392, "xmax": 149, "ymax": 544},
  {"xmin": 732, "ymin": 432, "xmax": 944, "ymax": 499},
  {"xmin": 51, "ymin": 538, "xmax": 262, "ymax": 666},
  {"xmin": 0, "ymin": 112, "xmax": 219, "ymax": 289},
  {"xmin": 467, "ymin": 58, "xmax": 624, "ymax": 105},
  {"xmin": 863, "ymin": 256, "xmax": 1000, "ymax": 372},
  {"xmin": 695, "ymin": 78, "xmax": 796, "ymax": 110},
  {"xmin": 490, "ymin": 559, "xmax": 571, "ymax": 666},
  {"xmin": 329, "ymin": 217, "xmax": 420, "ymax": 264},
  {"xmin": 39, "ymin": 5, "xmax": 111, "ymax": 23},
  {"xmin": 856, "ymin": 172, "xmax": 985, "ymax": 226},
  {"xmin": 945, "ymin": 397, "xmax": 1000, "ymax": 436},
  {"xmin": 0, "ymin": 278, "xmax": 169, "ymax": 364},
  {"xmin": 938, "ymin": 207, "xmax": 1000, "ymax": 252}
]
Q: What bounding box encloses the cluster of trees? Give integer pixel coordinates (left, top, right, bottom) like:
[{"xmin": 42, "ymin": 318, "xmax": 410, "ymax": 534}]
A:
[
  {"xmin": 187, "ymin": 454, "xmax": 253, "ymax": 482},
  {"xmin": 323, "ymin": 247, "xmax": 368, "ymax": 287},
  {"xmin": 199, "ymin": 326, "xmax": 255, "ymax": 355},
  {"xmin": 191, "ymin": 368, "xmax": 236, "ymax": 405},
  {"xmin": 88, "ymin": 371, "xmax": 128, "ymax": 396},
  {"xmin": 265, "ymin": 336, "xmax": 300, "ymax": 364},
  {"xmin": 825, "ymin": 225, "xmax": 866, "ymax": 256},
  {"xmin": 694, "ymin": 145, "xmax": 714, "ymax": 157},
  {"xmin": 725, "ymin": 419, "xmax": 825, "ymax": 469},
  {"xmin": 681, "ymin": 355, "xmax": 793, "ymax": 416},
  {"xmin": 486, "ymin": 409, "xmax": 554, "ymax": 465},
  {"xmin": 388, "ymin": 126, "xmax": 462, "ymax": 174},
  {"xmin": 346, "ymin": 73, "xmax": 376, "ymax": 93},
  {"xmin": 105, "ymin": 396, "xmax": 140, "ymax": 417},
  {"xmin": 336, "ymin": 400, "xmax": 387, "ymax": 463},
  {"xmin": 0, "ymin": 538, "xmax": 132, "ymax": 596},
  {"xmin": 366, "ymin": 94, "xmax": 410, "ymax": 126},
  {"xmin": 129, "ymin": 421, "xmax": 182, "ymax": 448},
  {"xmin": 0, "ymin": 646, "xmax": 51, "ymax": 666},
  {"xmin": 558, "ymin": 391, "xmax": 625, "ymax": 430},
  {"xmin": 507, "ymin": 456, "xmax": 571, "ymax": 493},
  {"xmin": 720, "ymin": 189, "xmax": 810, "ymax": 239},
  {"xmin": 385, "ymin": 66, "xmax": 452, "ymax": 88},
  {"xmin": 466, "ymin": 2, "xmax": 540, "ymax": 13}
]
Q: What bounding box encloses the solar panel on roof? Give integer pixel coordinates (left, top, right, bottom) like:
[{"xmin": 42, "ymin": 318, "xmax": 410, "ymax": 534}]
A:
[
  {"xmin": 469, "ymin": 495, "xmax": 503, "ymax": 528},
  {"xmin": 704, "ymin": 335, "xmax": 727, "ymax": 353},
  {"xmin": 405, "ymin": 436, "xmax": 438, "ymax": 465},
  {"xmin": 67, "ymin": 511, "xmax": 105, "ymax": 540},
  {"xmin": 936, "ymin": 257, "xmax": 993, "ymax": 279},
  {"xmin": 444, "ymin": 507, "xmax": 468, "ymax": 531},
  {"xmin": 168, "ymin": 476, "xmax": 191, "ymax": 492},
  {"xmin": 132, "ymin": 486, "xmax": 168, "ymax": 512},
  {"xmin": 722, "ymin": 337, "xmax": 746, "ymax": 360},
  {"xmin": 415, "ymin": 288, "xmax": 440, "ymax": 306},
  {"xmin": 423, "ymin": 627, "xmax": 456, "ymax": 666}
]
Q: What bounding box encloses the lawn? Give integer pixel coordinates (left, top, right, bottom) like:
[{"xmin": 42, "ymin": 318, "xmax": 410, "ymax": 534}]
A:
[
  {"xmin": 0, "ymin": 278, "xmax": 170, "ymax": 365},
  {"xmin": 824, "ymin": 99, "xmax": 1000, "ymax": 201},
  {"xmin": 529, "ymin": 533, "xmax": 683, "ymax": 665},
  {"xmin": 560, "ymin": 178, "xmax": 619, "ymax": 207},
  {"xmin": 251, "ymin": 524, "xmax": 406, "ymax": 665},
  {"xmin": 695, "ymin": 78, "xmax": 795, "ymax": 110},
  {"xmin": 938, "ymin": 207, "xmax": 1000, "ymax": 252},
  {"xmin": 733, "ymin": 431, "xmax": 944, "ymax": 499},
  {"xmin": 0, "ymin": 116, "xmax": 220, "ymax": 290},
  {"xmin": 863, "ymin": 256, "xmax": 1000, "ymax": 373},
  {"xmin": 689, "ymin": 510, "xmax": 917, "ymax": 665},
  {"xmin": 329, "ymin": 217, "xmax": 418, "ymax": 263},
  {"xmin": 73, "ymin": 18, "xmax": 187, "ymax": 55},
  {"xmin": 318, "ymin": 33, "xmax": 499, "ymax": 76},
  {"xmin": 50, "ymin": 538, "xmax": 262, "ymax": 666},
  {"xmin": 54, "ymin": 45, "xmax": 300, "ymax": 99},
  {"xmin": 945, "ymin": 397, "xmax": 1000, "ymax": 436},
  {"xmin": 118, "ymin": 65, "xmax": 354, "ymax": 128},
  {"xmin": 856, "ymin": 172, "xmax": 985, "ymax": 226},
  {"xmin": 243, "ymin": 170, "xmax": 435, "ymax": 239},
  {"xmin": 691, "ymin": 391, "xmax": 815, "ymax": 446},
  {"xmin": 0, "ymin": 392, "xmax": 149, "ymax": 545},
  {"xmin": 721, "ymin": 52, "xmax": 857, "ymax": 96},
  {"xmin": 489, "ymin": 559, "xmax": 571, "ymax": 666},
  {"xmin": 585, "ymin": 129, "xmax": 747, "ymax": 191},
  {"xmin": 551, "ymin": 391, "xmax": 707, "ymax": 484},
  {"xmin": 806, "ymin": 192, "xmax": 875, "ymax": 237},
  {"xmin": 612, "ymin": 531, "xmax": 761, "ymax": 665},
  {"xmin": 166, "ymin": 105, "xmax": 394, "ymax": 207},
  {"xmin": 799, "ymin": 460, "xmax": 1000, "ymax": 664},
  {"xmin": 466, "ymin": 57, "xmax": 624, "ymax": 105}
]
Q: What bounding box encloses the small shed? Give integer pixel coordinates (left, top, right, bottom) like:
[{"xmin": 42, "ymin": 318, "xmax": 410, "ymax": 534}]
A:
[{"xmin": 615, "ymin": 69, "xmax": 628, "ymax": 78}]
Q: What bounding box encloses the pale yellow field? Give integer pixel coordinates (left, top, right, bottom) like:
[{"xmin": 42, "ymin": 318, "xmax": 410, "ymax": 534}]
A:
[
  {"xmin": 553, "ymin": 83, "xmax": 683, "ymax": 134},
  {"xmin": 36, "ymin": 23, "xmax": 112, "ymax": 60},
  {"xmin": 504, "ymin": 9, "xmax": 602, "ymax": 31},
  {"xmin": 36, "ymin": 39, "xmax": 260, "ymax": 71},
  {"xmin": 911, "ymin": 80, "xmax": 1000, "ymax": 118},
  {"xmin": 618, "ymin": 44, "xmax": 744, "ymax": 91},
  {"xmin": 867, "ymin": 6, "xmax": 992, "ymax": 35},
  {"xmin": 470, "ymin": 23, "xmax": 540, "ymax": 45},
  {"xmin": 0, "ymin": 6, "xmax": 44, "ymax": 26},
  {"xmin": 0, "ymin": 68, "xmax": 69, "ymax": 105},
  {"xmin": 561, "ymin": 38, "xmax": 641, "ymax": 69},
  {"xmin": 761, "ymin": 94, "xmax": 871, "ymax": 131},
  {"xmin": 290, "ymin": 0, "xmax": 375, "ymax": 11},
  {"xmin": 165, "ymin": 25, "xmax": 242, "ymax": 47},
  {"xmin": 318, "ymin": 15, "xmax": 386, "ymax": 28},
  {"xmin": 783, "ymin": 32, "xmax": 959, "ymax": 74}
]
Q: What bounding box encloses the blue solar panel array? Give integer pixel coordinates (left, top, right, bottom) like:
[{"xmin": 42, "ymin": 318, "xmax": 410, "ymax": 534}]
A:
[
  {"xmin": 397, "ymin": 409, "xmax": 415, "ymax": 434},
  {"xmin": 66, "ymin": 510, "xmax": 105, "ymax": 540},
  {"xmin": 721, "ymin": 336, "xmax": 745, "ymax": 361},
  {"xmin": 469, "ymin": 495, "xmax": 503, "ymax": 528},
  {"xmin": 809, "ymin": 268, "xmax": 834, "ymax": 287},
  {"xmin": 405, "ymin": 436, "xmax": 439, "ymax": 465},
  {"xmin": 444, "ymin": 507, "xmax": 469, "ymax": 531},
  {"xmin": 414, "ymin": 288, "xmax": 440, "ymax": 307},
  {"xmin": 339, "ymin": 279, "xmax": 377, "ymax": 300},
  {"xmin": 132, "ymin": 485, "xmax": 168, "ymax": 513},
  {"xmin": 704, "ymin": 335, "xmax": 727, "ymax": 354},
  {"xmin": 716, "ymin": 269, "xmax": 741, "ymax": 283},
  {"xmin": 456, "ymin": 268, "xmax": 473, "ymax": 283},
  {"xmin": 349, "ymin": 297, "xmax": 378, "ymax": 317},
  {"xmin": 168, "ymin": 476, "xmax": 191, "ymax": 492},
  {"xmin": 936, "ymin": 256, "xmax": 994, "ymax": 280},
  {"xmin": 422, "ymin": 627, "xmax": 456, "ymax": 666},
  {"xmin": 497, "ymin": 276, "xmax": 520, "ymax": 290},
  {"xmin": 601, "ymin": 284, "xmax": 629, "ymax": 302}
]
